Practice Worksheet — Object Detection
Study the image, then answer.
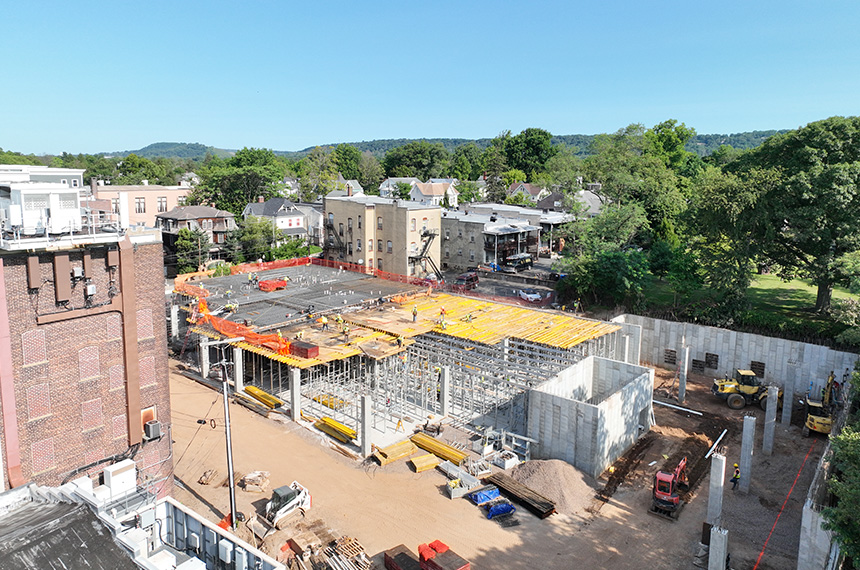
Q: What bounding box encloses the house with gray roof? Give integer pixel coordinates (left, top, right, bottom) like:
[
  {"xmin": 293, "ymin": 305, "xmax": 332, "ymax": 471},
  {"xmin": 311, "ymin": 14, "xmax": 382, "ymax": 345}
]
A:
[
  {"xmin": 378, "ymin": 177, "xmax": 420, "ymax": 198},
  {"xmin": 155, "ymin": 205, "xmax": 236, "ymax": 258},
  {"xmin": 242, "ymin": 197, "xmax": 321, "ymax": 245}
]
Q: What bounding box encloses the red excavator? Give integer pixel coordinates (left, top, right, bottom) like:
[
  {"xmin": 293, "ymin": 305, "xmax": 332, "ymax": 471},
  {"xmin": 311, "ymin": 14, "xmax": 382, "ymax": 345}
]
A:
[{"xmin": 649, "ymin": 456, "xmax": 689, "ymax": 521}]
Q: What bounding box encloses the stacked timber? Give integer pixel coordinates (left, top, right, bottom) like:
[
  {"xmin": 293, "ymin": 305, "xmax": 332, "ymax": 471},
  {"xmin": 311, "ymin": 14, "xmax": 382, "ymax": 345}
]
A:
[
  {"xmin": 241, "ymin": 471, "xmax": 270, "ymax": 493},
  {"xmin": 484, "ymin": 472, "xmax": 556, "ymax": 519},
  {"xmin": 410, "ymin": 433, "xmax": 467, "ymax": 466},
  {"xmin": 315, "ymin": 417, "xmax": 357, "ymax": 443},
  {"xmin": 374, "ymin": 441, "xmax": 418, "ymax": 466},
  {"xmin": 244, "ymin": 386, "xmax": 284, "ymax": 409},
  {"xmin": 410, "ymin": 454, "xmax": 441, "ymax": 473}
]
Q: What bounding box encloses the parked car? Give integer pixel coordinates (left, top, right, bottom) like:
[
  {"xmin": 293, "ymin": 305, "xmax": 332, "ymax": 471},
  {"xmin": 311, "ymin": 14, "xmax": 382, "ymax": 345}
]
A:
[
  {"xmin": 418, "ymin": 274, "xmax": 444, "ymax": 287},
  {"xmin": 453, "ymin": 272, "xmax": 479, "ymax": 291},
  {"xmin": 503, "ymin": 253, "xmax": 534, "ymax": 273},
  {"xmin": 518, "ymin": 288, "xmax": 542, "ymax": 303}
]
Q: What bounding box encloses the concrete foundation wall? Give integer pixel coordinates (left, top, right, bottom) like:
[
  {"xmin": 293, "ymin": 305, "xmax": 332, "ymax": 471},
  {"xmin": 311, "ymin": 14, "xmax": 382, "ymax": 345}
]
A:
[
  {"xmin": 615, "ymin": 315, "xmax": 858, "ymax": 394},
  {"xmin": 528, "ymin": 356, "xmax": 653, "ymax": 478}
]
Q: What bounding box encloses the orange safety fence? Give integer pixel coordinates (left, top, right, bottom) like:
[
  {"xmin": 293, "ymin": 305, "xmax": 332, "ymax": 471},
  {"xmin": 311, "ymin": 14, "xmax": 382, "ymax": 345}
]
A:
[
  {"xmin": 230, "ymin": 256, "xmax": 312, "ymax": 275},
  {"xmin": 174, "ymin": 270, "xmax": 215, "ymax": 298},
  {"xmin": 194, "ymin": 299, "xmax": 292, "ymax": 356}
]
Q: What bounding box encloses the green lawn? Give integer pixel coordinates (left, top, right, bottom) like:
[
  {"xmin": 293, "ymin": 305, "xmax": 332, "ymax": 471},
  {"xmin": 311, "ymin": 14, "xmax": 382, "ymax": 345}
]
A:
[{"xmin": 747, "ymin": 274, "xmax": 856, "ymax": 315}]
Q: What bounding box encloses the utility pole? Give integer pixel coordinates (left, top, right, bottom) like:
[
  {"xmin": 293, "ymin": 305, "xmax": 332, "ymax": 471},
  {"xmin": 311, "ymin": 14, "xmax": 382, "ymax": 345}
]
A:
[{"xmin": 209, "ymin": 336, "xmax": 244, "ymax": 530}]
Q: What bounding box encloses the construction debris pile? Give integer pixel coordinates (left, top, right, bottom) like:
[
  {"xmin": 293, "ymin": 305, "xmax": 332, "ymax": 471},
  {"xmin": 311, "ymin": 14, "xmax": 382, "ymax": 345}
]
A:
[{"xmin": 509, "ymin": 459, "xmax": 598, "ymax": 516}]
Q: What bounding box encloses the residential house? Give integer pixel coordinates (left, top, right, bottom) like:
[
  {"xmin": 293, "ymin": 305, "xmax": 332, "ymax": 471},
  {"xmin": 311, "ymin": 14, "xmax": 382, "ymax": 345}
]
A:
[
  {"xmin": 507, "ymin": 182, "xmax": 549, "ymax": 203},
  {"xmin": 463, "ymin": 203, "xmax": 574, "ymax": 257},
  {"xmin": 155, "ymin": 205, "xmax": 236, "ymax": 258},
  {"xmin": 323, "ymin": 195, "xmax": 441, "ymax": 277},
  {"xmin": 327, "ymin": 174, "xmax": 365, "ymax": 198},
  {"xmin": 410, "ymin": 181, "xmax": 459, "ymax": 208},
  {"xmin": 441, "ymin": 210, "xmax": 540, "ymax": 271},
  {"xmin": 0, "ymin": 226, "xmax": 171, "ymax": 494},
  {"xmin": 378, "ymin": 177, "xmax": 420, "ymax": 198},
  {"xmin": 242, "ymin": 197, "xmax": 313, "ymax": 244}
]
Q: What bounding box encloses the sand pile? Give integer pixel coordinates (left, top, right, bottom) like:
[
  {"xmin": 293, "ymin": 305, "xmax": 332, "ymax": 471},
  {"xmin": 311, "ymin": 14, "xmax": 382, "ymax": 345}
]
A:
[{"xmin": 509, "ymin": 459, "xmax": 598, "ymax": 516}]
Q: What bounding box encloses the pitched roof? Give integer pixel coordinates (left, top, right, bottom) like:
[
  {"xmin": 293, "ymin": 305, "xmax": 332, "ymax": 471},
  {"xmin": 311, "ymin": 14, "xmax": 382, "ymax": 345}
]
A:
[
  {"xmin": 244, "ymin": 198, "xmax": 298, "ymax": 217},
  {"xmin": 507, "ymin": 182, "xmax": 544, "ymax": 197},
  {"xmin": 413, "ymin": 182, "xmax": 456, "ymax": 197},
  {"xmin": 155, "ymin": 205, "xmax": 234, "ymax": 220}
]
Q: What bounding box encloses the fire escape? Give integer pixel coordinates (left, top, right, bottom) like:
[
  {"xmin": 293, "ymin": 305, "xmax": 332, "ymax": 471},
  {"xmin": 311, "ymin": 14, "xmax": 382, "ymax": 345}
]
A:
[
  {"xmin": 409, "ymin": 228, "xmax": 442, "ymax": 280},
  {"xmin": 323, "ymin": 220, "xmax": 347, "ymax": 259}
]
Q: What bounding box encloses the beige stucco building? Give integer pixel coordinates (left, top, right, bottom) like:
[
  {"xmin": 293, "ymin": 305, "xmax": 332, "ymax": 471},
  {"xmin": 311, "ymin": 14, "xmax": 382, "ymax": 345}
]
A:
[
  {"xmin": 92, "ymin": 184, "xmax": 192, "ymax": 228},
  {"xmin": 323, "ymin": 195, "xmax": 441, "ymax": 277}
]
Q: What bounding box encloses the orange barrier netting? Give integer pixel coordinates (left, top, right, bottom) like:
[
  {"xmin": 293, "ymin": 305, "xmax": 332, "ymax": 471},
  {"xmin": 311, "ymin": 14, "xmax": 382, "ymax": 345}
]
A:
[
  {"xmin": 194, "ymin": 299, "xmax": 292, "ymax": 356},
  {"xmin": 174, "ymin": 269, "xmax": 214, "ymax": 298},
  {"xmin": 230, "ymin": 256, "xmax": 311, "ymax": 275}
]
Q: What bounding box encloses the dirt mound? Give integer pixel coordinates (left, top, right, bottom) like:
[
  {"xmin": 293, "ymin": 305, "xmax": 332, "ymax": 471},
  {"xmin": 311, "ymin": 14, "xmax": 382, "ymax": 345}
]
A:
[{"xmin": 509, "ymin": 459, "xmax": 598, "ymax": 516}]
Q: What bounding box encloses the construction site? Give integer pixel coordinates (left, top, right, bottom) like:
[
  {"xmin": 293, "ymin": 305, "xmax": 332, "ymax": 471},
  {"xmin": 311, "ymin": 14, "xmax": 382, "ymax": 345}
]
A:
[{"xmin": 167, "ymin": 258, "xmax": 857, "ymax": 570}]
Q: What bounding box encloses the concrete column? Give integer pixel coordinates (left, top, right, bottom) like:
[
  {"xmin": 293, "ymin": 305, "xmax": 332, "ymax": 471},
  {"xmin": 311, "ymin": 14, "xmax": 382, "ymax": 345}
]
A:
[
  {"xmin": 678, "ymin": 346, "xmax": 690, "ymax": 404},
  {"xmin": 763, "ymin": 385, "xmax": 779, "ymax": 455},
  {"xmin": 232, "ymin": 346, "xmax": 244, "ymax": 393},
  {"xmin": 740, "ymin": 415, "xmax": 756, "ymax": 494},
  {"xmin": 170, "ymin": 304, "xmax": 180, "ymax": 339},
  {"xmin": 781, "ymin": 369, "xmax": 795, "ymax": 427},
  {"xmin": 623, "ymin": 334, "xmax": 630, "ymax": 364},
  {"xmin": 708, "ymin": 526, "xmax": 729, "ymax": 570},
  {"xmin": 200, "ymin": 337, "xmax": 210, "ymax": 379},
  {"xmin": 290, "ymin": 368, "xmax": 301, "ymax": 422},
  {"xmin": 440, "ymin": 366, "xmax": 451, "ymax": 417},
  {"xmin": 502, "ymin": 338, "xmax": 510, "ymax": 362},
  {"xmin": 707, "ymin": 453, "xmax": 726, "ymax": 526},
  {"xmin": 360, "ymin": 395, "xmax": 372, "ymax": 458}
]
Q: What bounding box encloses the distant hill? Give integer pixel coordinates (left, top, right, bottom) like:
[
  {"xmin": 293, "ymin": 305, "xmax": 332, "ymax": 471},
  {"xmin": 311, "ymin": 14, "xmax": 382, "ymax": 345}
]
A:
[
  {"xmin": 110, "ymin": 142, "xmax": 233, "ymax": 160},
  {"xmin": 107, "ymin": 130, "xmax": 790, "ymax": 161}
]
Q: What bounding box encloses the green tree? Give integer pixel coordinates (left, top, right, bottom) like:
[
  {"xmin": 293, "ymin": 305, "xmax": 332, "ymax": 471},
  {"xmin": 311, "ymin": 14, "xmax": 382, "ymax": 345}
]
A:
[
  {"xmin": 824, "ymin": 420, "xmax": 860, "ymax": 560},
  {"xmin": 357, "ymin": 151, "xmax": 384, "ymax": 193},
  {"xmin": 383, "ymin": 141, "xmax": 449, "ymax": 179},
  {"xmin": 538, "ymin": 145, "xmax": 583, "ymax": 194},
  {"xmin": 333, "ymin": 144, "xmax": 361, "ymax": 181},
  {"xmin": 456, "ymin": 180, "xmax": 481, "ymax": 203},
  {"xmin": 505, "ymin": 128, "xmax": 557, "ymax": 181},
  {"xmin": 644, "ymin": 119, "xmax": 697, "ymax": 175},
  {"xmin": 271, "ymin": 237, "xmax": 313, "ymax": 260},
  {"xmin": 175, "ymin": 228, "xmax": 209, "ymax": 273},
  {"xmin": 838, "ymin": 250, "xmax": 860, "ymax": 293},
  {"xmin": 731, "ymin": 117, "xmax": 860, "ymax": 311},
  {"xmin": 649, "ymin": 239, "xmax": 674, "ymax": 279},
  {"xmin": 235, "ymin": 216, "xmax": 276, "ymax": 262},
  {"xmin": 502, "ymin": 169, "xmax": 527, "ymax": 189},
  {"xmin": 451, "ymin": 142, "xmax": 482, "ymax": 180},
  {"xmin": 504, "ymin": 193, "xmax": 532, "ymax": 206},
  {"xmin": 394, "ymin": 182, "xmax": 413, "ymax": 199},
  {"xmin": 300, "ymin": 147, "xmax": 337, "ymax": 201},
  {"xmin": 482, "ymin": 140, "xmax": 508, "ymax": 203},
  {"xmin": 190, "ymin": 147, "xmax": 286, "ymax": 215}
]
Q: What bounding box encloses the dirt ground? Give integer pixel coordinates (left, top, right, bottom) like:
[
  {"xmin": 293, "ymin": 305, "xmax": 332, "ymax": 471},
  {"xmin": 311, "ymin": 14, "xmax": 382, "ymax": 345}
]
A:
[{"xmin": 168, "ymin": 360, "xmax": 823, "ymax": 569}]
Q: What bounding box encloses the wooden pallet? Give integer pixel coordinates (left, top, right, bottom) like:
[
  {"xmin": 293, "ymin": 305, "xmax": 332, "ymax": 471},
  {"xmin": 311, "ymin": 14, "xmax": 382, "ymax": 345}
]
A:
[
  {"xmin": 411, "ymin": 432, "xmax": 467, "ymax": 465},
  {"xmin": 484, "ymin": 472, "xmax": 556, "ymax": 519},
  {"xmin": 410, "ymin": 453, "xmax": 441, "ymax": 473}
]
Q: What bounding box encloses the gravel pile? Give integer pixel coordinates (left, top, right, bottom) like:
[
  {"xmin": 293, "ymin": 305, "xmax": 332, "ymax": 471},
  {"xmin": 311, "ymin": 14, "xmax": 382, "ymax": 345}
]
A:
[{"xmin": 509, "ymin": 459, "xmax": 598, "ymax": 516}]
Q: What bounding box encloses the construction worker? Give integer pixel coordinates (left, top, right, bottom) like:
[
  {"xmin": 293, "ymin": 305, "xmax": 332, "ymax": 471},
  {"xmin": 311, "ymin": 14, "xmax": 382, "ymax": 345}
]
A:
[
  {"xmin": 396, "ymin": 336, "xmax": 403, "ymax": 348},
  {"xmin": 335, "ymin": 314, "xmax": 344, "ymax": 325},
  {"xmin": 342, "ymin": 324, "xmax": 350, "ymax": 340},
  {"xmin": 295, "ymin": 330, "xmax": 304, "ymax": 340},
  {"xmin": 730, "ymin": 463, "xmax": 740, "ymax": 490},
  {"xmin": 440, "ymin": 306, "xmax": 447, "ymax": 318},
  {"xmin": 225, "ymin": 302, "xmax": 238, "ymax": 313},
  {"xmin": 321, "ymin": 315, "xmax": 329, "ymax": 330},
  {"xmin": 248, "ymin": 273, "xmax": 253, "ymax": 285},
  {"xmin": 412, "ymin": 305, "xmax": 418, "ymax": 322}
]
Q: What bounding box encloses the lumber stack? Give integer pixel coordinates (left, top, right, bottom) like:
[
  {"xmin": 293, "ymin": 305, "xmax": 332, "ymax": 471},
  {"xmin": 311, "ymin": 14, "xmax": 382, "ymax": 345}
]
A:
[
  {"xmin": 484, "ymin": 472, "xmax": 556, "ymax": 519},
  {"xmin": 244, "ymin": 386, "xmax": 284, "ymax": 409},
  {"xmin": 374, "ymin": 440, "xmax": 418, "ymax": 466},
  {"xmin": 410, "ymin": 433, "xmax": 467, "ymax": 466},
  {"xmin": 410, "ymin": 454, "xmax": 441, "ymax": 473},
  {"xmin": 315, "ymin": 416, "xmax": 357, "ymax": 442}
]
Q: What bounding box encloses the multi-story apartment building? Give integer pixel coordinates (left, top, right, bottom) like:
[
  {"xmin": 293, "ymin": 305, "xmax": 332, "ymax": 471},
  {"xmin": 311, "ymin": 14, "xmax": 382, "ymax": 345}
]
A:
[
  {"xmin": 0, "ymin": 205, "xmax": 172, "ymax": 495},
  {"xmin": 0, "ymin": 164, "xmax": 85, "ymax": 189},
  {"xmin": 323, "ymin": 195, "xmax": 441, "ymax": 277},
  {"xmin": 440, "ymin": 210, "xmax": 541, "ymax": 271},
  {"xmin": 91, "ymin": 182, "xmax": 192, "ymax": 228}
]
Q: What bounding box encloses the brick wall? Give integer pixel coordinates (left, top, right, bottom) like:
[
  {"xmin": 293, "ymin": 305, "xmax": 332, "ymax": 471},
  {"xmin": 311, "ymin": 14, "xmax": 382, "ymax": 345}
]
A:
[{"xmin": 0, "ymin": 242, "xmax": 172, "ymax": 495}]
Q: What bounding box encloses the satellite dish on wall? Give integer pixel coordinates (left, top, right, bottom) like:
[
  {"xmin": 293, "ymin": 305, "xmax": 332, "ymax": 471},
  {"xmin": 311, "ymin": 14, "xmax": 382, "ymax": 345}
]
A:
[{"xmin": 357, "ymin": 259, "xmax": 364, "ymax": 264}]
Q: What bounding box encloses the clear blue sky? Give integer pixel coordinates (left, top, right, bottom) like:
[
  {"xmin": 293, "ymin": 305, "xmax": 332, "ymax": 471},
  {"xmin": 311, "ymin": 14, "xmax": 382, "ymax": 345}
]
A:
[{"xmin": 3, "ymin": 0, "xmax": 859, "ymax": 155}]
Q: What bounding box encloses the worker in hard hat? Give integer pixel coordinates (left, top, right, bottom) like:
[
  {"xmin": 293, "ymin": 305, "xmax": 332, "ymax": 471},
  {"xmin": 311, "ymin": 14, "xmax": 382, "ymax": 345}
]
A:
[
  {"xmin": 730, "ymin": 463, "xmax": 740, "ymax": 490},
  {"xmin": 320, "ymin": 315, "xmax": 329, "ymax": 330}
]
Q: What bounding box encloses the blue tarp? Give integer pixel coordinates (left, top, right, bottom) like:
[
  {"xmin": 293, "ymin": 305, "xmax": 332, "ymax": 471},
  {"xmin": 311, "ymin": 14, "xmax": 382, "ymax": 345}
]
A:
[
  {"xmin": 467, "ymin": 486, "xmax": 500, "ymax": 505},
  {"xmin": 486, "ymin": 502, "xmax": 516, "ymax": 519}
]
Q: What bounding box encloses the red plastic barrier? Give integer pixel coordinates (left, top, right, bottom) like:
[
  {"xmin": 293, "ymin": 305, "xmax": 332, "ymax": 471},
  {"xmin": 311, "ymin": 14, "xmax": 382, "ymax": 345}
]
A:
[{"xmin": 258, "ymin": 279, "xmax": 288, "ymax": 292}]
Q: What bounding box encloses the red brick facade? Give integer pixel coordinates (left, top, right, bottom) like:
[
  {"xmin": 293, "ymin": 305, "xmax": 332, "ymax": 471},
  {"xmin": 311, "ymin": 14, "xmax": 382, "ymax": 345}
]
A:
[{"xmin": 0, "ymin": 241, "xmax": 172, "ymax": 496}]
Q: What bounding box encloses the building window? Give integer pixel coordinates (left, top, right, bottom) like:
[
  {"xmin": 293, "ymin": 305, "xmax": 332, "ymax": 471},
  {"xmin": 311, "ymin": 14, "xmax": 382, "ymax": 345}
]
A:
[
  {"xmin": 385, "ymin": 240, "xmax": 392, "ymax": 253},
  {"xmin": 157, "ymin": 197, "xmax": 167, "ymax": 212},
  {"xmin": 358, "ymin": 215, "xmax": 362, "ymax": 229},
  {"xmin": 348, "ymin": 218, "xmax": 353, "ymax": 232},
  {"xmin": 458, "ymin": 229, "xmax": 462, "ymax": 238},
  {"xmin": 411, "ymin": 218, "xmax": 416, "ymax": 231},
  {"xmin": 177, "ymin": 196, "xmax": 186, "ymax": 206},
  {"xmin": 369, "ymin": 259, "xmax": 373, "ymax": 269},
  {"xmin": 445, "ymin": 249, "xmax": 450, "ymax": 258},
  {"xmin": 378, "ymin": 258, "xmax": 383, "ymax": 271},
  {"xmin": 357, "ymin": 239, "xmax": 362, "ymax": 252},
  {"xmin": 111, "ymin": 198, "xmax": 119, "ymax": 213},
  {"xmin": 72, "ymin": 179, "xmax": 79, "ymax": 187},
  {"xmin": 134, "ymin": 197, "xmax": 145, "ymax": 214},
  {"xmin": 410, "ymin": 241, "xmax": 417, "ymax": 254},
  {"xmin": 339, "ymin": 223, "xmax": 344, "ymax": 236},
  {"xmin": 457, "ymin": 249, "xmax": 462, "ymax": 256},
  {"xmin": 445, "ymin": 230, "xmax": 450, "ymax": 240},
  {"xmin": 422, "ymin": 217, "xmax": 428, "ymax": 230},
  {"xmin": 470, "ymin": 235, "xmax": 475, "ymax": 243},
  {"xmin": 377, "ymin": 240, "xmax": 383, "ymax": 252},
  {"xmin": 377, "ymin": 217, "xmax": 383, "ymax": 230},
  {"xmin": 328, "ymin": 213, "xmax": 334, "ymax": 225},
  {"xmin": 368, "ymin": 239, "xmax": 373, "ymax": 251},
  {"xmin": 348, "ymin": 242, "xmax": 353, "ymax": 255},
  {"xmin": 469, "ymin": 250, "xmax": 475, "ymax": 261}
]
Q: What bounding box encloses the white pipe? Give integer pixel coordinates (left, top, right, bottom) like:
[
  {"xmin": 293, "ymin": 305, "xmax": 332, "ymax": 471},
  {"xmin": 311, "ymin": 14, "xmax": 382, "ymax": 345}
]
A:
[
  {"xmin": 705, "ymin": 429, "xmax": 728, "ymax": 459},
  {"xmin": 652, "ymin": 399, "xmax": 703, "ymax": 416}
]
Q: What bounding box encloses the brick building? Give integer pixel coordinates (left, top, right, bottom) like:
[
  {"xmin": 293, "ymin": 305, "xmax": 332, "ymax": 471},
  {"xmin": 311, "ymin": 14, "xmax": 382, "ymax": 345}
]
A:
[{"xmin": 0, "ymin": 230, "xmax": 172, "ymax": 496}]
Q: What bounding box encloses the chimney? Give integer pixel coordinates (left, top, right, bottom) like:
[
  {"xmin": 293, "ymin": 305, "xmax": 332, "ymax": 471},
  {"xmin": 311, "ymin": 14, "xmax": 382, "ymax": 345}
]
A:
[
  {"xmin": 90, "ymin": 178, "xmax": 97, "ymax": 193},
  {"xmin": 347, "ymin": 183, "xmax": 352, "ymax": 197},
  {"xmin": 258, "ymin": 196, "xmax": 265, "ymax": 203}
]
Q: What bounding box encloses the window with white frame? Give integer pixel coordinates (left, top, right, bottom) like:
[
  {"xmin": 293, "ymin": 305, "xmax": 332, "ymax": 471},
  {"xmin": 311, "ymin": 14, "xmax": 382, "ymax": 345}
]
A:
[
  {"xmin": 134, "ymin": 197, "xmax": 145, "ymax": 214},
  {"xmin": 387, "ymin": 240, "xmax": 393, "ymax": 253},
  {"xmin": 157, "ymin": 197, "xmax": 167, "ymax": 212}
]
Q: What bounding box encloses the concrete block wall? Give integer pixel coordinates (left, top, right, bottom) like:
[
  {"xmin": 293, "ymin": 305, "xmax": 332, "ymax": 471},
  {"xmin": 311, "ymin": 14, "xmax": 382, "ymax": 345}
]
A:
[
  {"xmin": 540, "ymin": 358, "xmax": 593, "ymax": 401},
  {"xmin": 615, "ymin": 315, "xmax": 858, "ymax": 395},
  {"xmin": 594, "ymin": 371, "xmax": 653, "ymax": 475},
  {"xmin": 591, "ymin": 357, "xmax": 649, "ymax": 403}
]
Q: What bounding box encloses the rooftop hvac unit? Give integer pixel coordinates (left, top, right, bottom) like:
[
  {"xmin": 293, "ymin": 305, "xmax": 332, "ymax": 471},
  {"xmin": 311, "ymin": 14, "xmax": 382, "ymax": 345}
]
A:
[
  {"xmin": 144, "ymin": 420, "xmax": 162, "ymax": 440},
  {"xmin": 72, "ymin": 266, "xmax": 84, "ymax": 279},
  {"xmin": 218, "ymin": 539, "xmax": 234, "ymax": 563},
  {"xmin": 85, "ymin": 283, "xmax": 97, "ymax": 297}
]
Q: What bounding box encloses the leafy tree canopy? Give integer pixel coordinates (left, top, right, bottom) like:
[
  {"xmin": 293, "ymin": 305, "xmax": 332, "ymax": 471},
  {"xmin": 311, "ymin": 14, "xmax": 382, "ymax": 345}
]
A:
[
  {"xmin": 333, "ymin": 144, "xmax": 361, "ymax": 181},
  {"xmin": 382, "ymin": 141, "xmax": 449, "ymax": 180},
  {"xmin": 505, "ymin": 128, "xmax": 557, "ymax": 181}
]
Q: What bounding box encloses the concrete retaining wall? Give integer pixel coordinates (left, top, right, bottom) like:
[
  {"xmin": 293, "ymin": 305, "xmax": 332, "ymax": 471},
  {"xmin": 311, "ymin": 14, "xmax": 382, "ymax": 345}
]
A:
[
  {"xmin": 528, "ymin": 356, "xmax": 654, "ymax": 477},
  {"xmin": 613, "ymin": 315, "xmax": 858, "ymax": 396}
]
